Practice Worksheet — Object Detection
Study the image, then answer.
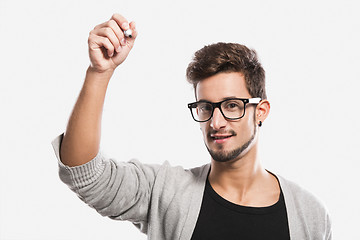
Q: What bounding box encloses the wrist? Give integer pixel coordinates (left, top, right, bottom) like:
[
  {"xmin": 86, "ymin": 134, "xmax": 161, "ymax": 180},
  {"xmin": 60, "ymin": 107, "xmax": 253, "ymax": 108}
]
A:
[
  {"xmin": 85, "ymin": 66, "xmax": 114, "ymax": 86},
  {"xmin": 87, "ymin": 65, "xmax": 115, "ymax": 77}
]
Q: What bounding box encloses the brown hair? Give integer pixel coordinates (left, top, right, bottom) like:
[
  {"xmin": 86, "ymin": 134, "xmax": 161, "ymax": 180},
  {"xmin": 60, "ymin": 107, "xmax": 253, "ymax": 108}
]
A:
[{"xmin": 186, "ymin": 42, "xmax": 267, "ymax": 99}]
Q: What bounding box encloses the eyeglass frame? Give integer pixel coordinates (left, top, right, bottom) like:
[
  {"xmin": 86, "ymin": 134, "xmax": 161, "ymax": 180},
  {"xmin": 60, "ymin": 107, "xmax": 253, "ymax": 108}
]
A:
[{"xmin": 187, "ymin": 97, "xmax": 262, "ymax": 122}]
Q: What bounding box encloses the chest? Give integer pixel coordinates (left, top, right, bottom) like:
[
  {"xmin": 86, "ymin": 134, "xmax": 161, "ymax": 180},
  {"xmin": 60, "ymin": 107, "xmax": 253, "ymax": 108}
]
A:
[{"xmin": 190, "ymin": 180, "xmax": 290, "ymax": 240}]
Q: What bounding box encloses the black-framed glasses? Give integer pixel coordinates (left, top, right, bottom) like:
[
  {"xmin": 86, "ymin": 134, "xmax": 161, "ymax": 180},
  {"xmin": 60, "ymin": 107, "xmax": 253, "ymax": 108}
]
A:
[{"xmin": 187, "ymin": 98, "xmax": 261, "ymax": 122}]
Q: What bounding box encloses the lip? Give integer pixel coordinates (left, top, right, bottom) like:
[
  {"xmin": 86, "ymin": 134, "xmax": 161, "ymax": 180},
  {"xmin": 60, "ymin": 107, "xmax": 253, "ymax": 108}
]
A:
[{"xmin": 210, "ymin": 134, "xmax": 233, "ymax": 144}]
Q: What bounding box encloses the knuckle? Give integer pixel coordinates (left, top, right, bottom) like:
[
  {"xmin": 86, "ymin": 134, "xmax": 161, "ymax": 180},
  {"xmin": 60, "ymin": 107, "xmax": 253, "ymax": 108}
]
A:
[
  {"xmin": 107, "ymin": 20, "xmax": 116, "ymax": 30},
  {"xmin": 108, "ymin": 19, "xmax": 116, "ymax": 26},
  {"xmin": 104, "ymin": 28, "xmax": 112, "ymax": 35},
  {"xmin": 109, "ymin": 20, "xmax": 118, "ymax": 29},
  {"xmin": 93, "ymin": 23, "xmax": 102, "ymax": 30},
  {"xmin": 103, "ymin": 20, "xmax": 111, "ymax": 27},
  {"xmin": 88, "ymin": 33, "xmax": 97, "ymax": 40},
  {"xmin": 111, "ymin": 13, "xmax": 121, "ymax": 20},
  {"xmin": 88, "ymin": 34, "xmax": 95, "ymax": 43}
]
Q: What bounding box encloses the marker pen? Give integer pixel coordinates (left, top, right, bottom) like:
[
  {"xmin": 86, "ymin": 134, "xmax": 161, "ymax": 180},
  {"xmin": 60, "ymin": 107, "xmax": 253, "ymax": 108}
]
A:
[{"xmin": 124, "ymin": 29, "xmax": 133, "ymax": 38}]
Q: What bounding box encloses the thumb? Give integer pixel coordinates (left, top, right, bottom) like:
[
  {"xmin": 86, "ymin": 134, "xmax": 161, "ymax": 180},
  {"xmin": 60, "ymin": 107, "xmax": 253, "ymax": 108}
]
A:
[{"xmin": 124, "ymin": 21, "xmax": 138, "ymax": 49}]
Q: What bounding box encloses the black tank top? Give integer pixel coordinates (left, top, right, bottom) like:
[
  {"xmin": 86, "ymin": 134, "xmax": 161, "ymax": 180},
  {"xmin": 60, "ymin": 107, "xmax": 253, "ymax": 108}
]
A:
[{"xmin": 191, "ymin": 177, "xmax": 290, "ymax": 240}]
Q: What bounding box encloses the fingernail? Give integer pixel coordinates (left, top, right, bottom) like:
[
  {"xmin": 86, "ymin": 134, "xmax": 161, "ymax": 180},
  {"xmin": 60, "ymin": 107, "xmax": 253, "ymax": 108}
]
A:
[
  {"xmin": 122, "ymin": 22, "xmax": 129, "ymax": 29},
  {"xmin": 121, "ymin": 38, "xmax": 126, "ymax": 45},
  {"xmin": 116, "ymin": 46, "xmax": 121, "ymax": 52}
]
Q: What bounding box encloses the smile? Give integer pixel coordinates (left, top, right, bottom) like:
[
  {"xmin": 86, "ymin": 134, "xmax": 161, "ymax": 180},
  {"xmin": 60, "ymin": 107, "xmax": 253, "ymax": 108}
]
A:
[{"xmin": 210, "ymin": 134, "xmax": 233, "ymax": 143}]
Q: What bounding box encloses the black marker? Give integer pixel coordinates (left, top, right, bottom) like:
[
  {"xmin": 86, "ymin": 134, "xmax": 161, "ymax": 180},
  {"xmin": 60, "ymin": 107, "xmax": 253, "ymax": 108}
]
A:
[{"xmin": 124, "ymin": 29, "xmax": 133, "ymax": 38}]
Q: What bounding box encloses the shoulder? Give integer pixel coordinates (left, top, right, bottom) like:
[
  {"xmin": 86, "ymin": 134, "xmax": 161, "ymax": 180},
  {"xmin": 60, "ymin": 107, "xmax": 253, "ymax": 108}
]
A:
[
  {"xmin": 277, "ymin": 175, "xmax": 326, "ymax": 209},
  {"xmin": 124, "ymin": 159, "xmax": 210, "ymax": 192},
  {"xmin": 151, "ymin": 161, "xmax": 210, "ymax": 183},
  {"xmin": 276, "ymin": 174, "xmax": 332, "ymax": 239}
]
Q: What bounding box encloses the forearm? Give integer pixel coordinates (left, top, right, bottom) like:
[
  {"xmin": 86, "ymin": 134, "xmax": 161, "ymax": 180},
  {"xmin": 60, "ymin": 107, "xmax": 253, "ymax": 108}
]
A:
[
  {"xmin": 59, "ymin": 13, "xmax": 136, "ymax": 167},
  {"xmin": 60, "ymin": 67, "xmax": 113, "ymax": 167}
]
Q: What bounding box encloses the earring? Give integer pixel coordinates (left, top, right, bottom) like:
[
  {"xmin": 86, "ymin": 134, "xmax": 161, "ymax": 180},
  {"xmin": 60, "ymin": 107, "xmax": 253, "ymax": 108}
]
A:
[{"xmin": 258, "ymin": 121, "xmax": 262, "ymax": 127}]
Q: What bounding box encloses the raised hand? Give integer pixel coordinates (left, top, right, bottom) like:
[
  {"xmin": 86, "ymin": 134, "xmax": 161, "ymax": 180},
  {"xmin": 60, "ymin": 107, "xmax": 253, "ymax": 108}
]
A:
[{"xmin": 88, "ymin": 14, "xmax": 137, "ymax": 73}]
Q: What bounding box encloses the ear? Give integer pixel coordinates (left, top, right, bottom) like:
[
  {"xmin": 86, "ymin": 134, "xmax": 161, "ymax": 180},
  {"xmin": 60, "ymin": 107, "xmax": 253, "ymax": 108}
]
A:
[{"xmin": 255, "ymin": 99, "xmax": 270, "ymax": 124}]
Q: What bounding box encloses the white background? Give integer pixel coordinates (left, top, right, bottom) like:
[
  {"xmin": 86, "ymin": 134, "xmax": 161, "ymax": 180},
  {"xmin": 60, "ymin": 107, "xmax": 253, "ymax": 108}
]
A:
[{"xmin": 0, "ymin": 0, "xmax": 359, "ymax": 239}]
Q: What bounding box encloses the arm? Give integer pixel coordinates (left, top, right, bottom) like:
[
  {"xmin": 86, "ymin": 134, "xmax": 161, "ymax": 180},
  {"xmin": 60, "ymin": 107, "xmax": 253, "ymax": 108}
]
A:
[
  {"xmin": 53, "ymin": 15, "xmax": 163, "ymax": 230},
  {"xmin": 60, "ymin": 14, "xmax": 137, "ymax": 167}
]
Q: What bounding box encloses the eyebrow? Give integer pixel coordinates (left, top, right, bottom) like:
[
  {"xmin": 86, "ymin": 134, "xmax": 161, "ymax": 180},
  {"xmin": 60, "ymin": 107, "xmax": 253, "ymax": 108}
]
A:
[{"xmin": 197, "ymin": 96, "xmax": 239, "ymax": 102}]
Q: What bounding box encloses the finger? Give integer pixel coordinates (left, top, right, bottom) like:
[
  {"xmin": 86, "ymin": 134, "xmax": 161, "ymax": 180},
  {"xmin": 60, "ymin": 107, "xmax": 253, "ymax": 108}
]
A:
[
  {"xmin": 108, "ymin": 19, "xmax": 125, "ymax": 43},
  {"xmin": 93, "ymin": 21, "xmax": 109, "ymax": 30},
  {"xmin": 94, "ymin": 20, "xmax": 126, "ymax": 49},
  {"xmin": 91, "ymin": 27, "xmax": 121, "ymax": 53},
  {"xmin": 128, "ymin": 21, "xmax": 138, "ymax": 39},
  {"xmin": 121, "ymin": 21, "xmax": 137, "ymax": 48},
  {"xmin": 95, "ymin": 20, "xmax": 125, "ymax": 40},
  {"xmin": 111, "ymin": 13, "xmax": 130, "ymax": 31},
  {"xmin": 89, "ymin": 35, "xmax": 115, "ymax": 58}
]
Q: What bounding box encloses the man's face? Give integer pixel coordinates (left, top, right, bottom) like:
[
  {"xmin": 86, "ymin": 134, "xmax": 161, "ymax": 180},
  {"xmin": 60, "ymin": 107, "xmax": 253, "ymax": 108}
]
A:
[{"xmin": 196, "ymin": 72, "xmax": 258, "ymax": 163}]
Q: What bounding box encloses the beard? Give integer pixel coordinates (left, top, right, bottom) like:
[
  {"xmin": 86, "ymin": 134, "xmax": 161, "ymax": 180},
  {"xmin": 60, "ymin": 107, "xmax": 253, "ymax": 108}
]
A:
[{"xmin": 205, "ymin": 126, "xmax": 257, "ymax": 163}]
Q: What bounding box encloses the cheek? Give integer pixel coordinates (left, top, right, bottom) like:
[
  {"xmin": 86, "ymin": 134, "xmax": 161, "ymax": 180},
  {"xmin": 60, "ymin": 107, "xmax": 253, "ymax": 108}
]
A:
[
  {"xmin": 232, "ymin": 116, "xmax": 255, "ymax": 135},
  {"xmin": 243, "ymin": 108, "xmax": 256, "ymax": 127},
  {"xmin": 246, "ymin": 114, "xmax": 255, "ymax": 127},
  {"xmin": 200, "ymin": 123, "xmax": 209, "ymax": 137}
]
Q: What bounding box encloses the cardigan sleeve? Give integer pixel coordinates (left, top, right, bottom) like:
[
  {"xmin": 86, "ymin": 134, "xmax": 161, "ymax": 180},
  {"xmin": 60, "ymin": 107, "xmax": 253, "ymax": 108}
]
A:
[{"xmin": 51, "ymin": 134, "xmax": 162, "ymax": 233}]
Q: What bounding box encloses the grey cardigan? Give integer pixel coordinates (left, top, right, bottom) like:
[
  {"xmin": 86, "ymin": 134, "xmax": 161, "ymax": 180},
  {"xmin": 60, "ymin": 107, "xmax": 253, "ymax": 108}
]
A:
[{"xmin": 52, "ymin": 135, "xmax": 332, "ymax": 239}]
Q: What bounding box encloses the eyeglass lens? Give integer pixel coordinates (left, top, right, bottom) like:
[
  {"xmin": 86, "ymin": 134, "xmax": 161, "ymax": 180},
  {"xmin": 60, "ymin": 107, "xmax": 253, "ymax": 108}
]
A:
[{"xmin": 191, "ymin": 99, "xmax": 245, "ymax": 121}]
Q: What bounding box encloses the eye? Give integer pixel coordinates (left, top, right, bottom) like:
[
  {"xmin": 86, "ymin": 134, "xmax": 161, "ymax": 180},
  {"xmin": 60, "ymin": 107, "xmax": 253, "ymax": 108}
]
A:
[
  {"xmin": 225, "ymin": 101, "xmax": 240, "ymax": 108},
  {"xmin": 198, "ymin": 103, "xmax": 212, "ymax": 112},
  {"xmin": 223, "ymin": 100, "xmax": 244, "ymax": 112},
  {"xmin": 227, "ymin": 103, "xmax": 238, "ymax": 109}
]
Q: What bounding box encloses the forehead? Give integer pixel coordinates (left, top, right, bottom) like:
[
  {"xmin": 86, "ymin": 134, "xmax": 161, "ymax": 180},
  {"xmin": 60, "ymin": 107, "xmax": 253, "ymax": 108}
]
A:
[{"xmin": 196, "ymin": 72, "xmax": 251, "ymax": 101}]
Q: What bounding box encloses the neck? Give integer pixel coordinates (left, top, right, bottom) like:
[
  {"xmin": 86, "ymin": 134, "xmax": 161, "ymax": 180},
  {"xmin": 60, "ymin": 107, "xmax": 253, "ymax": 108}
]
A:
[
  {"xmin": 208, "ymin": 141, "xmax": 279, "ymax": 206},
  {"xmin": 209, "ymin": 141, "xmax": 266, "ymax": 192}
]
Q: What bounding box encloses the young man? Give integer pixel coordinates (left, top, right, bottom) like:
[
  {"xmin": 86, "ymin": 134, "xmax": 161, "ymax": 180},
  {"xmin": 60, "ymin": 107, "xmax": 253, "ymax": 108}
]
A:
[{"xmin": 52, "ymin": 14, "xmax": 332, "ymax": 239}]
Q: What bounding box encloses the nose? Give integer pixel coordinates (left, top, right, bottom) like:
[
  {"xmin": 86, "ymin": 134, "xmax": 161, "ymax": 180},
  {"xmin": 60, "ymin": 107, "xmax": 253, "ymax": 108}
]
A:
[{"xmin": 210, "ymin": 108, "xmax": 227, "ymax": 130}]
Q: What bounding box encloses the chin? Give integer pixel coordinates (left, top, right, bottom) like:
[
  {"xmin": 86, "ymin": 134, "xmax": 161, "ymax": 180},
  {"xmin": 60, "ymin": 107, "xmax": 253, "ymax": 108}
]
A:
[
  {"xmin": 205, "ymin": 134, "xmax": 257, "ymax": 163},
  {"xmin": 206, "ymin": 146, "xmax": 242, "ymax": 163}
]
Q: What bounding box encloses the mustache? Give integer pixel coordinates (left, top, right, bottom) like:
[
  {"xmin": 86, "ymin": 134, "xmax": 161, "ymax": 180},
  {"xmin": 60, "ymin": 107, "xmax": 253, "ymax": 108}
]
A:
[{"xmin": 207, "ymin": 130, "xmax": 237, "ymax": 138}]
